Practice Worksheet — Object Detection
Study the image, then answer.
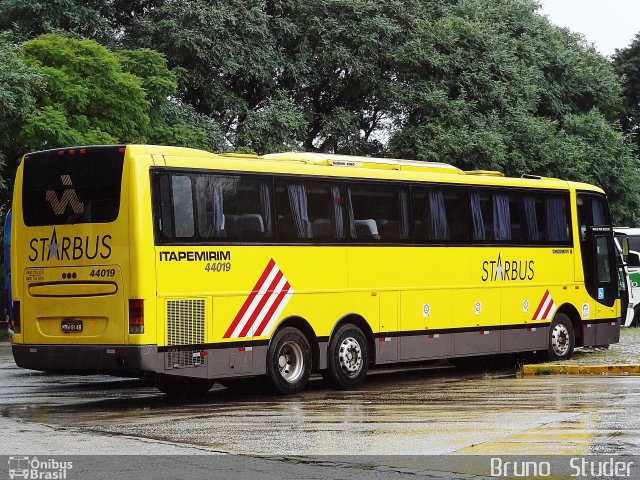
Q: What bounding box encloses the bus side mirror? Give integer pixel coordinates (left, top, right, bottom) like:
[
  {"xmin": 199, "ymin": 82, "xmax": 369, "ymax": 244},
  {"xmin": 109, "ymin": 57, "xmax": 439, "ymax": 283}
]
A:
[{"xmin": 622, "ymin": 236, "xmax": 629, "ymax": 263}]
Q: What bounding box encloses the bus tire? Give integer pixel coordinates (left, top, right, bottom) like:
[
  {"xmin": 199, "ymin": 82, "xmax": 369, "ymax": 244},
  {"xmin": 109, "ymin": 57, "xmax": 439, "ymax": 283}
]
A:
[
  {"xmin": 156, "ymin": 375, "xmax": 214, "ymax": 398},
  {"xmin": 325, "ymin": 324, "xmax": 369, "ymax": 389},
  {"xmin": 266, "ymin": 327, "xmax": 312, "ymax": 395},
  {"xmin": 546, "ymin": 313, "xmax": 575, "ymax": 361}
]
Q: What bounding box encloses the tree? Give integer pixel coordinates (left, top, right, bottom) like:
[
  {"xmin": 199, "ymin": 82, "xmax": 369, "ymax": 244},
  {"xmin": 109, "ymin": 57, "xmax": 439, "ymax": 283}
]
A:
[
  {"xmin": 0, "ymin": 35, "xmax": 42, "ymax": 201},
  {"xmin": 18, "ymin": 34, "xmax": 150, "ymax": 152},
  {"xmin": 115, "ymin": 47, "xmax": 224, "ymax": 151},
  {"xmin": 124, "ymin": 0, "xmax": 281, "ymax": 148},
  {"xmin": 613, "ymin": 33, "xmax": 640, "ymax": 155},
  {"xmin": 388, "ymin": 0, "xmax": 639, "ymax": 223},
  {"xmin": 0, "ymin": 0, "xmax": 115, "ymax": 45},
  {"xmin": 2, "ymin": 1, "xmax": 637, "ymax": 222}
]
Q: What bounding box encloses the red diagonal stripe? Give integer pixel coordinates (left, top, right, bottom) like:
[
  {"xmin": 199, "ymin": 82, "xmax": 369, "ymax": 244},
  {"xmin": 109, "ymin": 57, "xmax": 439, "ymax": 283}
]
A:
[
  {"xmin": 532, "ymin": 290, "xmax": 549, "ymax": 320},
  {"xmin": 238, "ymin": 270, "xmax": 284, "ymax": 338},
  {"xmin": 541, "ymin": 299, "xmax": 555, "ymax": 320},
  {"xmin": 223, "ymin": 259, "xmax": 276, "ymax": 338},
  {"xmin": 253, "ymin": 282, "xmax": 291, "ymax": 337}
]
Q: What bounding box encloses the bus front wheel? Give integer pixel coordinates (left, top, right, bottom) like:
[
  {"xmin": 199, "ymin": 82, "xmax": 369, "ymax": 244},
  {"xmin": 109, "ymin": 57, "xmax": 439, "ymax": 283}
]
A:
[
  {"xmin": 324, "ymin": 324, "xmax": 369, "ymax": 389},
  {"xmin": 546, "ymin": 313, "xmax": 575, "ymax": 361},
  {"xmin": 266, "ymin": 327, "xmax": 312, "ymax": 395}
]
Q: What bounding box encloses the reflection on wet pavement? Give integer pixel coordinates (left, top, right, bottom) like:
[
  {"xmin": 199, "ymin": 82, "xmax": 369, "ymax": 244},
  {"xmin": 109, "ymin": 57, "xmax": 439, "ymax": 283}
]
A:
[{"xmin": 1, "ymin": 344, "xmax": 638, "ymax": 456}]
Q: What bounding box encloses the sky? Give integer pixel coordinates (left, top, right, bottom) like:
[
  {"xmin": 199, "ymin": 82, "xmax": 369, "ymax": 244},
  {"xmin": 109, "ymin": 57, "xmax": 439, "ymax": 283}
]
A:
[{"xmin": 538, "ymin": 0, "xmax": 640, "ymax": 57}]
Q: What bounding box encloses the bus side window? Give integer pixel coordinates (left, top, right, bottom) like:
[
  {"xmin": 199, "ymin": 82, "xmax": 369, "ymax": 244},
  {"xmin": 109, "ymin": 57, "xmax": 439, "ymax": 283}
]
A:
[
  {"xmin": 347, "ymin": 185, "xmax": 410, "ymax": 242},
  {"xmin": 171, "ymin": 175, "xmax": 195, "ymax": 238},
  {"xmin": 275, "ymin": 180, "xmax": 341, "ymax": 242},
  {"xmin": 196, "ymin": 175, "xmax": 228, "ymax": 238},
  {"xmin": 411, "ymin": 188, "xmax": 450, "ymax": 242},
  {"xmin": 194, "ymin": 174, "xmax": 274, "ymax": 242},
  {"xmin": 470, "ymin": 191, "xmax": 492, "ymax": 242},
  {"xmin": 545, "ymin": 195, "xmax": 570, "ymax": 243},
  {"xmin": 157, "ymin": 174, "xmax": 174, "ymax": 239},
  {"xmin": 492, "ymin": 191, "xmax": 511, "ymax": 241},
  {"xmin": 522, "ymin": 194, "xmax": 543, "ymax": 242}
]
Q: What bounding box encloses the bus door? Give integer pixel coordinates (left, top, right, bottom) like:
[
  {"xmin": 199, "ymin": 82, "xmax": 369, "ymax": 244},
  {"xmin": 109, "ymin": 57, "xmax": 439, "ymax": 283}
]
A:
[
  {"xmin": 590, "ymin": 226, "xmax": 619, "ymax": 316},
  {"xmin": 614, "ymin": 232, "xmax": 632, "ymax": 325}
]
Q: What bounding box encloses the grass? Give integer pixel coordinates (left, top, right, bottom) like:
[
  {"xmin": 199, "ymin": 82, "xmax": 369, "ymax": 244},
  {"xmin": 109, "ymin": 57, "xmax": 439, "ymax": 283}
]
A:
[
  {"xmin": 535, "ymin": 366, "xmax": 555, "ymax": 375},
  {"xmin": 621, "ymin": 327, "xmax": 640, "ymax": 339}
]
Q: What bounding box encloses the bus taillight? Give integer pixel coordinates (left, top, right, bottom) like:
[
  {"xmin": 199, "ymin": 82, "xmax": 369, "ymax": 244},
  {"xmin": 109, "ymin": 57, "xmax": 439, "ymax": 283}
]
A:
[
  {"xmin": 13, "ymin": 301, "xmax": 20, "ymax": 334},
  {"xmin": 128, "ymin": 299, "xmax": 144, "ymax": 334}
]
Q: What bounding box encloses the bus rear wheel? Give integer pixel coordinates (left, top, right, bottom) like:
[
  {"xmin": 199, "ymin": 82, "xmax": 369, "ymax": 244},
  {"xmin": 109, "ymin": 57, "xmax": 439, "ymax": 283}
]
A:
[
  {"xmin": 156, "ymin": 375, "xmax": 214, "ymax": 398},
  {"xmin": 546, "ymin": 313, "xmax": 575, "ymax": 361},
  {"xmin": 266, "ymin": 327, "xmax": 312, "ymax": 395},
  {"xmin": 324, "ymin": 324, "xmax": 369, "ymax": 389}
]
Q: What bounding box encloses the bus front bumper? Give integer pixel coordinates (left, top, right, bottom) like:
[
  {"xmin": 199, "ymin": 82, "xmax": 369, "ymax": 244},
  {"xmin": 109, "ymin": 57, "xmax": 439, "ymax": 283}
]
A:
[{"xmin": 12, "ymin": 344, "xmax": 158, "ymax": 377}]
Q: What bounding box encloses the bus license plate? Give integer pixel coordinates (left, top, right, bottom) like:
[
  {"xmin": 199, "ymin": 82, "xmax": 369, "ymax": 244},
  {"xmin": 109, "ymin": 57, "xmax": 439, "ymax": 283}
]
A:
[{"xmin": 61, "ymin": 320, "xmax": 83, "ymax": 333}]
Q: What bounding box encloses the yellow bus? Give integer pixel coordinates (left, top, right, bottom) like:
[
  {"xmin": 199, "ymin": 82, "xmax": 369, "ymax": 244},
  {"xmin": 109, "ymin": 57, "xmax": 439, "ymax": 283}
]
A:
[{"xmin": 10, "ymin": 145, "xmax": 622, "ymax": 395}]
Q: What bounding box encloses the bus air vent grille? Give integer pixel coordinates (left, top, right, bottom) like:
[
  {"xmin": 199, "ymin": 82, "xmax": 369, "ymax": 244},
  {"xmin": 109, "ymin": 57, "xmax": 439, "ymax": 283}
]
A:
[
  {"xmin": 166, "ymin": 348, "xmax": 205, "ymax": 369},
  {"xmin": 166, "ymin": 299, "xmax": 205, "ymax": 346}
]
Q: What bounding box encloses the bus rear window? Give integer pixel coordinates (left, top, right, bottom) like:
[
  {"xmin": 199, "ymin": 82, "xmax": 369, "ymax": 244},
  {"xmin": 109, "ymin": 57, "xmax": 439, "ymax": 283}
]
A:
[{"xmin": 22, "ymin": 146, "xmax": 124, "ymax": 226}]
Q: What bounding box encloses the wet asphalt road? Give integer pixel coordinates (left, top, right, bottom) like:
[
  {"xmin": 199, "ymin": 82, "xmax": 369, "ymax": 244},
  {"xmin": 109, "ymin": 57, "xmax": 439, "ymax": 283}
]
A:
[{"xmin": 1, "ymin": 342, "xmax": 639, "ymax": 459}]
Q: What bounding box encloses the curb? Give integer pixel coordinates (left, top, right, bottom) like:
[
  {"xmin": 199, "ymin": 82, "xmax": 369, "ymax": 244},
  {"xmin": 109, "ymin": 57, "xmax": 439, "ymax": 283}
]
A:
[{"xmin": 522, "ymin": 364, "xmax": 640, "ymax": 375}]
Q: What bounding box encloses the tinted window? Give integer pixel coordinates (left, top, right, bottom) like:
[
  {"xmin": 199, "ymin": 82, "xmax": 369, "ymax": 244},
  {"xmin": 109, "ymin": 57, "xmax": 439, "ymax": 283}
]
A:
[
  {"xmin": 412, "ymin": 187, "xmax": 469, "ymax": 242},
  {"xmin": 194, "ymin": 174, "xmax": 273, "ymax": 242},
  {"xmin": 171, "ymin": 176, "xmax": 194, "ymax": 238},
  {"xmin": 22, "ymin": 146, "xmax": 124, "ymax": 226},
  {"xmin": 275, "ymin": 180, "xmax": 344, "ymax": 242},
  {"xmin": 347, "ymin": 185, "xmax": 410, "ymax": 242}
]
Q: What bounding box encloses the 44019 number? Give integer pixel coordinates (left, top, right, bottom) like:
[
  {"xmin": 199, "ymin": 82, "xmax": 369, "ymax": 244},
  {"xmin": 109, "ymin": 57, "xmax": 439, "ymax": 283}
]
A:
[
  {"xmin": 89, "ymin": 268, "xmax": 116, "ymax": 277},
  {"xmin": 205, "ymin": 262, "xmax": 231, "ymax": 272}
]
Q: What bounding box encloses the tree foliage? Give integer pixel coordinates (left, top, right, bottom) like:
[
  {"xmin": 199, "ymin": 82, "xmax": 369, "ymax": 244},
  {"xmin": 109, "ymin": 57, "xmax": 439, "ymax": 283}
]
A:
[
  {"xmin": 18, "ymin": 34, "xmax": 150, "ymax": 150},
  {"xmin": 385, "ymin": 0, "xmax": 638, "ymax": 223},
  {"xmin": 0, "ymin": 0, "xmax": 115, "ymax": 45},
  {"xmin": 0, "ymin": 35, "xmax": 42, "ymax": 196},
  {"xmin": 0, "ymin": 0, "xmax": 639, "ymax": 223},
  {"xmin": 614, "ymin": 33, "xmax": 640, "ymax": 156}
]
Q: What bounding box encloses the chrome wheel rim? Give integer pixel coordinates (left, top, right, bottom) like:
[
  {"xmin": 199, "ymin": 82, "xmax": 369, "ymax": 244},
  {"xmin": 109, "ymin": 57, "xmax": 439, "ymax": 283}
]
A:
[
  {"xmin": 551, "ymin": 324, "xmax": 570, "ymax": 357},
  {"xmin": 338, "ymin": 337, "xmax": 363, "ymax": 376},
  {"xmin": 277, "ymin": 341, "xmax": 304, "ymax": 383}
]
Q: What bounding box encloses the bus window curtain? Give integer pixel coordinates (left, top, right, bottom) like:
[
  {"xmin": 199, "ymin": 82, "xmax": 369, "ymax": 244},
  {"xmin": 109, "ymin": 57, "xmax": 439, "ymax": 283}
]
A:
[
  {"xmin": 399, "ymin": 189, "xmax": 410, "ymax": 239},
  {"xmin": 428, "ymin": 190, "xmax": 449, "ymax": 240},
  {"xmin": 287, "ymin": 184, "xmax": 312, "ymax": 239},
  {"xmin": 347, "ymin": 188, "xmax": 356, "ymax": 238},
  {"xmin": 546, "ymin": 197, "xmax": 569, "ymax": 242},
  {"xmin": 206, "ymin": 180, "xmax": 225, "ymax": 237},
  {"xmin": 331, "ymin": 186, "xmax": 345, "ymax": 239},
  {"xmin": 592, "ymin": 198, "xmax": 606, "ymax": 226},
  {"xmin": 471, "ymin": 193, "xmax": 485, "ymax": 241},
  {"xmin": 260, "ymin": 182, "xmax": 273, "ymax": 237},
  {"xmin": 523, "ymin": 195, "xmax": 539, "ymax": 241},
  {"xmin": 493, "ymin": 193, "xmax": 511, "ymax": 241}
]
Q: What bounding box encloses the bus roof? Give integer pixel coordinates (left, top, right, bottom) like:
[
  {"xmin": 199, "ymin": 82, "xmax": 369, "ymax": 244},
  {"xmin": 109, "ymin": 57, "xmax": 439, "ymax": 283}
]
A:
[{"xmin": 28, "ymin": 145, "xmax": 604, "ymax": 194}]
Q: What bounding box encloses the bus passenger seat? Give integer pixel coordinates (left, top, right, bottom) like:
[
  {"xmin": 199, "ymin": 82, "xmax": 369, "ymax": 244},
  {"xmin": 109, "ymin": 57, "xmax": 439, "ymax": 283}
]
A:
[
  {"xmin": 354, "ymin": 219, "xmax": 380, "ymax": 240},
  {"xmin": 224, "ymin": 214, "xmax": 240, "ymax": 236},
  {"xmin": 239, "ymin": 214, "xmax": 265, "ymax": 234},
  {"xmin": 380, "ymin": 220, "xmax": 399, "ymax": 239},
  {"xmin": 312, "ymin": 219, "xmax": 332, "ymax": 238}
]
